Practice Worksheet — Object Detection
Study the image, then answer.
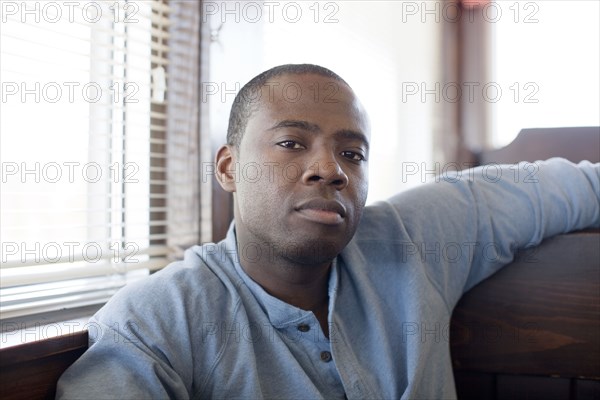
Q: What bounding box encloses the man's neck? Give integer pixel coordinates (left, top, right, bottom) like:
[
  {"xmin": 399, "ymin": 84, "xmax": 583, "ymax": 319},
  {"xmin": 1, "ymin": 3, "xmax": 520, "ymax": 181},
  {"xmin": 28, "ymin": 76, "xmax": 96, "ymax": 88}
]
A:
[
  {"xmin": 234, "ymin": 235, "xmax": 333, "ymax": 337},
  {"xmin": 237, "ymin": 240, "xmax": 332, "ymax": 311}
]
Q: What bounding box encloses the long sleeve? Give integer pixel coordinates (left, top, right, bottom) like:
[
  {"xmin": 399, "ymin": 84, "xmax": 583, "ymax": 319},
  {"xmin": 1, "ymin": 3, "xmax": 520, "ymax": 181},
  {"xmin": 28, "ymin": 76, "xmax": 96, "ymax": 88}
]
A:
[
  {"xmin": 380, "ymin": 158, "xmax": 599, "ymax": 309},
  {"xmin": 460, "ymin": 158, "xmax": 599, "ymax": 292},
  {"xmin": 55, "ymin": 261, "xmax": 197, "ymax": 400},
  {"xmin": 56, "ymin": 318, "xmax": 189, "ymax": 399}
]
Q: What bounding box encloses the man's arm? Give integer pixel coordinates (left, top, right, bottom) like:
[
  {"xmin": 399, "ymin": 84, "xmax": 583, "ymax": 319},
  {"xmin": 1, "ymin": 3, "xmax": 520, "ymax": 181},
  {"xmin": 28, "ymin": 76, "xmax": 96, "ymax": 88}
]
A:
[
  {"xmin": 460, "ymin": 158, "xmax": 599, "ymax": 291},
  {"xmin": 56, "ymin": 317, "xmax": 189, "ymax": 399},
  {"xmin": 385, "ymin": 158, "xmax": 599, "ymax": 309},
  {"xmin": 55, "ymin": 262, "xmax": 197, "ymax": 399}
]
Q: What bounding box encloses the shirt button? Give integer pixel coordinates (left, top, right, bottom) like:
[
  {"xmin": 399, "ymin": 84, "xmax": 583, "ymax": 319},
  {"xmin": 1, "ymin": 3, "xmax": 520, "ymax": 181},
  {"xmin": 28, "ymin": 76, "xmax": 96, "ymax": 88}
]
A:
[
  {"xmin": 297, "ymin": 324, "xmax": 310, "ymax": 332},
  {"xmin": 320, "ymin": 351, "xmax": 332, "ymax": 362}
]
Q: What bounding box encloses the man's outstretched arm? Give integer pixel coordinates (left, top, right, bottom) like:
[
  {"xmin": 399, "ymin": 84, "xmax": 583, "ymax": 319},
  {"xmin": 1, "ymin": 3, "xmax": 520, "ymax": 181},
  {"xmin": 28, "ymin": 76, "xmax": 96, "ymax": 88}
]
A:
[{"xmin": 382, "ymin": 158, "xmax": 599, "ymax": 309}]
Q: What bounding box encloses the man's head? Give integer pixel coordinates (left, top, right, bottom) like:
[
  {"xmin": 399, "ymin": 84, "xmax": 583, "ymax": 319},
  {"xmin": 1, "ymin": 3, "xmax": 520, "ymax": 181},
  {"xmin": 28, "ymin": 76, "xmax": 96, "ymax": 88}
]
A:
[
  {"xmin": 216, "ymin": 64, "xmax": 370, "ymax": 267},
  {"xmin": 227, "ymin": 64, "xmax": 349, "ymax": 151}
]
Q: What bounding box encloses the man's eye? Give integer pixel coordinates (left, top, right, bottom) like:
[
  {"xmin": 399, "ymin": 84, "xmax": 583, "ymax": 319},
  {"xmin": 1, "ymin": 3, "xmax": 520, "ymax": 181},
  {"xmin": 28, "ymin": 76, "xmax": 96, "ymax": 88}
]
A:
[
  {"xmin": 277, "ymin": 140, "xmax": 304, "ymax": 149},
  {"xmin": 340, "ymin": 151, "xmax": 366, "ymax": 162}
]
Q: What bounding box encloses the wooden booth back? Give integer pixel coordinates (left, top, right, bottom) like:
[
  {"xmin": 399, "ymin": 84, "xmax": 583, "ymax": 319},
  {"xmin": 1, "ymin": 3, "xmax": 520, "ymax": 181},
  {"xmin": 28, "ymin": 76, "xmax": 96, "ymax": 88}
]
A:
[{"xmin": 452, "ymin": 126, "xmax": 600, "ymax": 399}]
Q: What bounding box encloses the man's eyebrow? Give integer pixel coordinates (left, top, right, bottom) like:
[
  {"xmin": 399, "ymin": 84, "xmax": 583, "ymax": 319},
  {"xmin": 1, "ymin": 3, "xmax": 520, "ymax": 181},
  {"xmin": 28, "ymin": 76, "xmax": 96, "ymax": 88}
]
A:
[
  {"xmin": 334, "ymin": 130, "xmax": 370, "ymax": 151},
  {"xmin": 267, "ymin": 120, "xmax": 320, "ymax": 132},
  {"xmin": 268, "ymin": 119, "xmax": 369, "ymax": 149}
]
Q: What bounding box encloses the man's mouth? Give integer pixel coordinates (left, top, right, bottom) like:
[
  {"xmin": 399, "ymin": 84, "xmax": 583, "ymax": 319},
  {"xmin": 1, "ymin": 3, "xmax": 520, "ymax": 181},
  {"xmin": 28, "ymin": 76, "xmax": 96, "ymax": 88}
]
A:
[{"xmin": 294, "ymin": 199, "xmax": 346, "ymax": 225}]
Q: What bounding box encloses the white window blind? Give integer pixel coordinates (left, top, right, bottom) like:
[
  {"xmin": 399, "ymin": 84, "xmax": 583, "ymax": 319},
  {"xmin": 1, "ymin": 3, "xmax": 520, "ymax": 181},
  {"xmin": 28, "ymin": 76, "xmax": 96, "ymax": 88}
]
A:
[{"xmin": 0, "ymin": 0, "xmax": 202, "ymax": 319}]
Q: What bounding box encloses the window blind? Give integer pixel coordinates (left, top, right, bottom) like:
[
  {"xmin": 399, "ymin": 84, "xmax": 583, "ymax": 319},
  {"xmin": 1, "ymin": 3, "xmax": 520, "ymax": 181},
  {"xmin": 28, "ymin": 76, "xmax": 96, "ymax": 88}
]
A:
[{"xmin": 0, "ymin": 0, "xmax": 202, "ymax": 319}]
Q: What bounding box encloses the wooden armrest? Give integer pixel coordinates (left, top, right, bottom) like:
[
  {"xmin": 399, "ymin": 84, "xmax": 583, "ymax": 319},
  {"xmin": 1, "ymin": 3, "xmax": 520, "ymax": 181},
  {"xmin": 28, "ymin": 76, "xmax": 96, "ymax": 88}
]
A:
[
  {"xmin": 0, "ymin": 331, "xmax": 88, "ymax": 400},
  {"xmin": 450, "ymin": 229, "xmax": 600, "ymax": 399}
]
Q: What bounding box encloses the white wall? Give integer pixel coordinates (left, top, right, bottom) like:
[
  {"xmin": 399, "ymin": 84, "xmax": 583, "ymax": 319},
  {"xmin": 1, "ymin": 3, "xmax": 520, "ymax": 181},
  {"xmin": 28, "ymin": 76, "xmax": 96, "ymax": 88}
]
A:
[
  {"xmin": 493, "ymin": 1, "xmax": 599, "ymax": 146},
  {"xmin": 206, "ymin": 1, "xmax": 442, "ymax": 203}
]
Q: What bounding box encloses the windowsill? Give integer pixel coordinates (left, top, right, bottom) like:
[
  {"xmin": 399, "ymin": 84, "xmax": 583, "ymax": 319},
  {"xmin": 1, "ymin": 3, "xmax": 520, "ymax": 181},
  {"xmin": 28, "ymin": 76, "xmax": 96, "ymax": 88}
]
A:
[{"xmin": 0, "ymin": 304, "xmax": 102, "ymax": 349}]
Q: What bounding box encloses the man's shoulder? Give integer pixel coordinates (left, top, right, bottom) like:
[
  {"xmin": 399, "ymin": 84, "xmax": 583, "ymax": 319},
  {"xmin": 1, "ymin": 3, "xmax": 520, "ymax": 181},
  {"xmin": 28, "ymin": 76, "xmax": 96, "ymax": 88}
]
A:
[{"xmin": 95, "ymin": 242, "xmax": 244, "ymax": 324}]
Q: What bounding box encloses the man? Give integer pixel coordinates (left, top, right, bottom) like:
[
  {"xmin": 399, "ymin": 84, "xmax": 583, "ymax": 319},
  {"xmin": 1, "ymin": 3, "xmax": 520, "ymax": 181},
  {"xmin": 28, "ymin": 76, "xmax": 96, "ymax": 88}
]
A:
[{"xmin": 57, "ymin": 64, "xmax": 600, "ymax": 399}]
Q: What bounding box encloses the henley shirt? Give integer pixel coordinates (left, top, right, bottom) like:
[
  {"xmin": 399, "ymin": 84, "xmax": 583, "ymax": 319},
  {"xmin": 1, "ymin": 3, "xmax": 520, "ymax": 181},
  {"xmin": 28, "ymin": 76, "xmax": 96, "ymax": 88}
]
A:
[{"xmin": 56, "ymin": 158, "xmax": 600, "ymax": 399}]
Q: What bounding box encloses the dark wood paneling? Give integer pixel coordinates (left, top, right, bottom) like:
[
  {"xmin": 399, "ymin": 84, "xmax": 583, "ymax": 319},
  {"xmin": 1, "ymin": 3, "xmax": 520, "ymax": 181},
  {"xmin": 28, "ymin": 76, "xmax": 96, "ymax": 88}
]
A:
[
  {"xmin": 577, "ymin": 379, "xmax": 600, "ymax": 400},
  {"xmin": 451, "ymin": 230, "xmax": 600, "ymax": 379},
  {"xmin": 211, "ymin": 174, "xmax": 233, "ymax": 242},
  {"xmin": 478, "ymin": 126, "xmax": 600, "ymax": 165},
  {"xmin": 454, "ymin": 371, "xmax": 495, "ymax": 400},
  {"xmin": 0, "ymin": 331, "xmax": 88, "ymax": 400},
  {"xmin": 496, "ymin": 374, "xmax": 571, "ymax": 400}
]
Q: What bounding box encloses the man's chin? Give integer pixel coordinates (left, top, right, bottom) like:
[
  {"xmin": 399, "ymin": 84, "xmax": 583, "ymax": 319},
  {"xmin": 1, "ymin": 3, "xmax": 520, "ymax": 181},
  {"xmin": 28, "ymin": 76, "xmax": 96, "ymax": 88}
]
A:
[{"xmin": 277, "ymin": 238, "xmax": 345, "ymax": 266}]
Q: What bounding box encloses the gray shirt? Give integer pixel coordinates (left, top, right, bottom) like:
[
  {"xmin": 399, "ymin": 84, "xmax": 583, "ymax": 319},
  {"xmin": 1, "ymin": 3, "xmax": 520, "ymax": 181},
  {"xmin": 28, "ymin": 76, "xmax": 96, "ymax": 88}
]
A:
[{"xmin": 57, "ymin": 158, "xmax": 600, "ymax": 399}]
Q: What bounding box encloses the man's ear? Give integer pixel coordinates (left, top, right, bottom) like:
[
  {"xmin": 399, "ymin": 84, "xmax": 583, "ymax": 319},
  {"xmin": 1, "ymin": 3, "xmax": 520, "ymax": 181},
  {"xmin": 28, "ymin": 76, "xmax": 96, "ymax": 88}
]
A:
[{"xmin": 215, "ymin": 144, "xmax": 237, "ymax": 193}]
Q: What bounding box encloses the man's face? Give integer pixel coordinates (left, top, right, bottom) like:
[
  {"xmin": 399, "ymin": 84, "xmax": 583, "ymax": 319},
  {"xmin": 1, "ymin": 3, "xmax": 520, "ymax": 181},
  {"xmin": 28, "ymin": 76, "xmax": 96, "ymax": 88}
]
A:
[{"xmin": 229, "ymin": 73, "xmax": 370, "ymax": 266}]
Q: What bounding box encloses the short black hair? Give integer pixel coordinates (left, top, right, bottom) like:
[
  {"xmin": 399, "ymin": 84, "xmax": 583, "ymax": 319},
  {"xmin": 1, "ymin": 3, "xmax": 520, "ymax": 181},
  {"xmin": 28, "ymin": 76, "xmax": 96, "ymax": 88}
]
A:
[{"xmin": 226, "ymin": 64, "xmax": 349, "ymax": 149}]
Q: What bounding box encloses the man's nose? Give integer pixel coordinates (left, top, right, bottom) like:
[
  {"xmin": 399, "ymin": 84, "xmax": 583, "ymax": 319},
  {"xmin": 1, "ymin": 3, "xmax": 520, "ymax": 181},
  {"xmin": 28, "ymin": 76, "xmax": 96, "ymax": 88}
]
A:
[{"xmin": 300, "ymin": 149, "xmax": 349, "ymax": 190}]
